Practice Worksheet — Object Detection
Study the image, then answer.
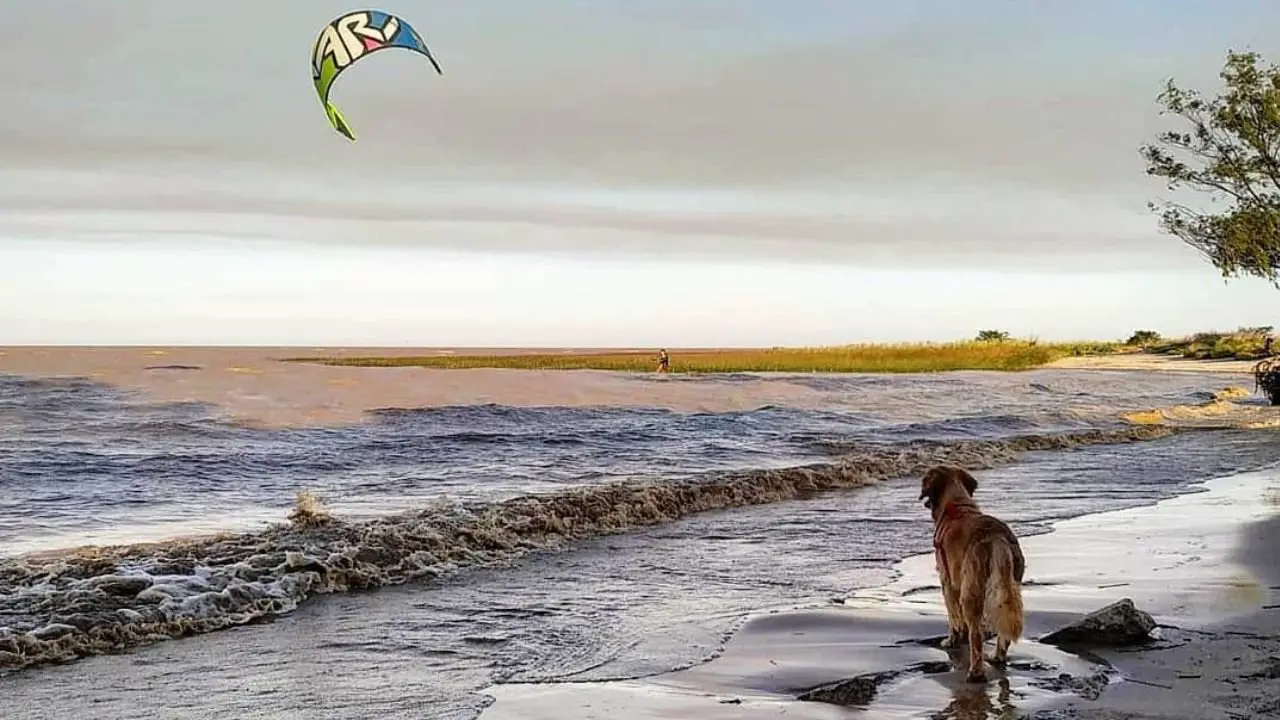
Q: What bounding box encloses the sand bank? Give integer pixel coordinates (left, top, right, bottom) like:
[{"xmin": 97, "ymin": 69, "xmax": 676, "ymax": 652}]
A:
[
  {"xmin": 0, "ymin": 346, "xmax": 830, "ymax": 427},
  {"xmin": 480, "ymin": 467, "xmax": 1280, "ymax": 719},
  {"xmin": 1046, "ymin": 353, "xmax": 1261, "ymax": 375},
  {"xmin": 0, "ymin": 346, "xmax": 1270, "ymax": 429}
]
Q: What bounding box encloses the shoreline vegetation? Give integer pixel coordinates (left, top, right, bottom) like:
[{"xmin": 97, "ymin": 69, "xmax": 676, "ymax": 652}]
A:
[{"xmin": 285, "ymin": 328, "xmax": 1274, "ymax": 375}]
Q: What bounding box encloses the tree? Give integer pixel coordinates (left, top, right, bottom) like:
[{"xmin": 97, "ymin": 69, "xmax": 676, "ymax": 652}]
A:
[
  {"xmin": 1126, "ymin": 329, "xmax": 1161, "ymax": 346},
  {"xmin": 975, "ymin": 330, "xmax": 1010, "ymax": 343},
  {"xmin": 1140, "ymin": 51, "xmax": 1280, "ymax": 286}
]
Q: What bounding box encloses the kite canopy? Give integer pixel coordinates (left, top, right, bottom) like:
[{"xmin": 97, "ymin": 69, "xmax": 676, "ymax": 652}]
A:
[{"xmin": 311, "ymin": 9, "xmax": 442, "ymax": 141}]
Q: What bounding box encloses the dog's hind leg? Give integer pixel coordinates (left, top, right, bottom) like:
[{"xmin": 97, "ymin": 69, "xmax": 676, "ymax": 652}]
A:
[
  {"xmin": 988, "ymin": 542, "xmax": 1025, "ymax": 666},
  {"xmin": 959, "ymin": 552, "xmax": 990, "ymax": 683}
]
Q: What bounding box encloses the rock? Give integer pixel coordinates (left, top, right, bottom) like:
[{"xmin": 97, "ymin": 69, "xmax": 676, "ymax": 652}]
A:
[
  {"xmin": 798, "ymin": 675, "xmax": 878, "ymax": 706},
  {"xmin": 1039, "ymin": 598, "xmax": 1156, "ymax": 647}
]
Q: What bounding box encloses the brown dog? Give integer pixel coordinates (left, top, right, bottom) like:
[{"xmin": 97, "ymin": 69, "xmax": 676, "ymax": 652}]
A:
[{"xmin": 919, "ymin": 465, "xmax": 1025, "ymax": 682}]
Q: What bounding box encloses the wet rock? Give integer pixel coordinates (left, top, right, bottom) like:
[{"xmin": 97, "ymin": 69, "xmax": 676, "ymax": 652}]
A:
[
  {"xmin": 797, "ymin": 675, "xmax": 878, "ymax": 706},
  {"xmin": 1039, "ymin": 598, "xmax": 1156, "ymax": 647}
]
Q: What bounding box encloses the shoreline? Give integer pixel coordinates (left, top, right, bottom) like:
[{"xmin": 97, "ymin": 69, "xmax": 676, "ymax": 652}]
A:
[{"xmin": 478, "ymin": 466, "xmax": 1280, "ymax": 719}]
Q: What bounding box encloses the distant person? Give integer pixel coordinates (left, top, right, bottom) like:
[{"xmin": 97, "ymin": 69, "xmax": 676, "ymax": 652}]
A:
[{"xmin": 656, "ymin": 348, "xmax": 670, "ymax": 373}]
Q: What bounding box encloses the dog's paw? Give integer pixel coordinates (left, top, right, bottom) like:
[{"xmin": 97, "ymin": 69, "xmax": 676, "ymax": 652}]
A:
[
  {"xmin": 965, "ymin": 668, "xmax": 987, "ymax": 684},
  {"xmin": 986, "ymin": 654, "xmax": 1008, "ymax": 668},
  {"xmin": 941, "ymin": 629, "xmax": 966, "ymax": 649}
]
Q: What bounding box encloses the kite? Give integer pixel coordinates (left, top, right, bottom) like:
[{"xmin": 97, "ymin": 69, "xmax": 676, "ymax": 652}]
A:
[{"xmin": 311, "ymin": 9, "xmax": 442, "ymax": 141}]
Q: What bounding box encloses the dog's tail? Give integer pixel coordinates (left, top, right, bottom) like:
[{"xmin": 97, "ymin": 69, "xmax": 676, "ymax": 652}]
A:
[{"xmin": 985, "ymin": 538, "xmax": 1024, "ymax": 645}]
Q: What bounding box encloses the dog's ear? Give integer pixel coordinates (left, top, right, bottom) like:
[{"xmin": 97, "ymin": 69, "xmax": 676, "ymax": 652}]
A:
[{"xmin": 956, "ymin": 468, "xmax": 978, "ymax": 497}]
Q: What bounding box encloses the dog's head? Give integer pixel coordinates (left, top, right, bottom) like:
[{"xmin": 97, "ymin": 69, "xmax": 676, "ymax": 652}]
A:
[{"xmin": 919, "ymin": 465, "xmax": 979, "ymax": 515}]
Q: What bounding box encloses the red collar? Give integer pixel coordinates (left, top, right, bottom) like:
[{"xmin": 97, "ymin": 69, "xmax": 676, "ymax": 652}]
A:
[{"xmin": 932, "ymin": 503, "xmax": 965, "ymax": 549}]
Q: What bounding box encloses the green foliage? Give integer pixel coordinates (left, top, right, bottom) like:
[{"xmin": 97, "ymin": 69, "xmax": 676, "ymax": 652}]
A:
[
  {"xmin": 975, "ymin": 330, "xmax": 1011, "ymax": 343},
  {"xmin": 1126, "ymin": 329, "xmax": 1162, "ymax": 346},
  {"xmin": 1144, "ymin": 327, "xmax": 1271, "ymax": 360},
  {"xmin": 1058, "ymin": 341, "xmax": 1125, "ymax": 357},
  {"xmin": 1140, "ymin": 51, "xmax": 1280, "ymax": 286}
]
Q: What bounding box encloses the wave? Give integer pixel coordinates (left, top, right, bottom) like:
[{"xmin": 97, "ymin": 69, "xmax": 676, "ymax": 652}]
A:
[{"xmin": 0, "ymin": 424, "xmax": 1186, "ymax": 674}]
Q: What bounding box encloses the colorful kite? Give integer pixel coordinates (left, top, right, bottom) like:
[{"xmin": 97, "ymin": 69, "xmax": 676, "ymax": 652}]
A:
[{"xmin": 311, "ymin": 9, "xmax": 442, "ymax": 141}]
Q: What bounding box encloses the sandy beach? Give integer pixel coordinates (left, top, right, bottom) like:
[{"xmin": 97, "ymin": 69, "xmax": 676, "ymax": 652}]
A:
[
  {"xmin": 481, "ymin": 467, "xmax": 1280, "ymax": 720},
  {"xmin": 1046, "ymin": 353, "xmax": 1263, "ymax": 375},
  {"xmin": 0, "ymin": 346, "xmax": 1271, "ymax": 429}
]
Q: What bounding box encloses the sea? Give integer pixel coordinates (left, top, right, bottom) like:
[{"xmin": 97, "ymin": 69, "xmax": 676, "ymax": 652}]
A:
[{"xmin": 1, "ymin": 368, "xmax": 1279, "ymax": 719}]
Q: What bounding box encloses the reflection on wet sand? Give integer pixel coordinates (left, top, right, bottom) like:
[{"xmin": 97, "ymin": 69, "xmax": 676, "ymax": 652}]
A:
[{"xmin": 480, "ymin": 467, "xmax": 1280, "ymax": 720}]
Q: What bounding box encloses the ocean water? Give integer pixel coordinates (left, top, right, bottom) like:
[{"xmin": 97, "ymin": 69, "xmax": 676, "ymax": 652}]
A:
[{"xmin": 1, "ymin": 368, "xmax": 1279, "ymax": 719}]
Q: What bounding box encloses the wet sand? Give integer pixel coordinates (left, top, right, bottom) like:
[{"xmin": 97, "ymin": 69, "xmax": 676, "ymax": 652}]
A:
[
  {"xmin": 0, "ymin": 346, "xmax": 1268, "ymax": 429},
  {"xmin": 480, "ymin": 467, "xmax": 1280, "ymax": 719}
]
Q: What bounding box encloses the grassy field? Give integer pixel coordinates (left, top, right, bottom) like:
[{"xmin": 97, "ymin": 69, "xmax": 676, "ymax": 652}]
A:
[
  {"xmin": 1138, "ymin": 327, "xmax": 1273, "ymax": 361},
  {"xmin": 285, "ymin": 340, "xmax": 1123, "ymax": 374}
]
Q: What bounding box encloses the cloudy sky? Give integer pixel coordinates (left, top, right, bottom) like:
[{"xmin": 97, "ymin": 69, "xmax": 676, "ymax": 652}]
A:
[{"xmin": 0, "ymin": 0, "xmax": 1277, "ymax": 345}]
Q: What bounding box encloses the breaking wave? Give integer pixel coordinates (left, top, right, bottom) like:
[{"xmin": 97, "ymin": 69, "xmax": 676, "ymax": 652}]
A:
[{"xmin": 0, "ymin": 424, "xmax": 1182, "ymax": 672}]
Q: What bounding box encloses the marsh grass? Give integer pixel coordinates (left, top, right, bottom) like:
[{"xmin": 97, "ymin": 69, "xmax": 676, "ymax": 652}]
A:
[
  {"xmin": 286, "ymin": 340, "xmax": 1123, "ymax": 374},
  {"xmin": 1147, "ymin": 327, "xmax": 1273, "ymax": 360}
]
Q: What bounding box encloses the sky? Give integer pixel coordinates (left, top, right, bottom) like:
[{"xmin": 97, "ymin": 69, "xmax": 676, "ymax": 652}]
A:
[{"xmin": 0, "ymin": 0, "xmax": 1277, "ymax": 345}]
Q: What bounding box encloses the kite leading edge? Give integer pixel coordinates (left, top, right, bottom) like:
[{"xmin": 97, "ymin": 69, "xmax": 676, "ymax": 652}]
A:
[{"xmin": 311, "ymin": 9, "xmax": 442, "ymax": 142}]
